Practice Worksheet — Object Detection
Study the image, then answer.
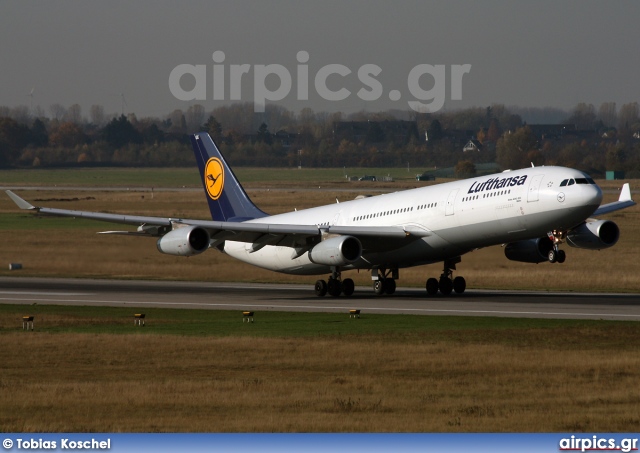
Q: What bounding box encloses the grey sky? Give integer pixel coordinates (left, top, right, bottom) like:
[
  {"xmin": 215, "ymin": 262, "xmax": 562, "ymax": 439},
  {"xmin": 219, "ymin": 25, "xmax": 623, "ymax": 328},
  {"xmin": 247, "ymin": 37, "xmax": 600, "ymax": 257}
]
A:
[{"xmin": 2, "ymin": 0, "xmax": 639, "ymax": 118}]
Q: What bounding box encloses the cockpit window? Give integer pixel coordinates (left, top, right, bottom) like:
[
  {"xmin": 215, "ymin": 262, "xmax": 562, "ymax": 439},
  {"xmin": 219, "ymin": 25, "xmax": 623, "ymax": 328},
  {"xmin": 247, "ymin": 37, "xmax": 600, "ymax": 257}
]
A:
[
  {"xmin": 561, "ymin": 177, "xmax": 596, "ymax": 187},
  {"xmin": 560, "ymin": 175, "xmax": 596, "ymax": 187}
]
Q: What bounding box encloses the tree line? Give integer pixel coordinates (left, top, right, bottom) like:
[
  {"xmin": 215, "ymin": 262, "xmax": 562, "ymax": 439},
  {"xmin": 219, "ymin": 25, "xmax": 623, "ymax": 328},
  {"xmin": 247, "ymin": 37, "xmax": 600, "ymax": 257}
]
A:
[{"xmin": 0, "ymin": 101, "xmax": 639, "ymax": 178}]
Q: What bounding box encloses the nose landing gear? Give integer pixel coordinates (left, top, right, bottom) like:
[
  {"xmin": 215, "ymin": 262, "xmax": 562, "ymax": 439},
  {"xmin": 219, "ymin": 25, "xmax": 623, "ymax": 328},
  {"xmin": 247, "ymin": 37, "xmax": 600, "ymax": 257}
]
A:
[{"xmin": 547, "ymin": 230, "xmax": 567, "ymax": 263}]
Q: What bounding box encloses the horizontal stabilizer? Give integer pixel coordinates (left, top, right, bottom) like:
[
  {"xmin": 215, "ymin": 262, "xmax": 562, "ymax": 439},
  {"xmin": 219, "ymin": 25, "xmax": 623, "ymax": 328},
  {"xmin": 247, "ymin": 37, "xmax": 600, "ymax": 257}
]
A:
[{"xmin": 6, "ymin": 190, "xmax": 36, "ymax": 210}]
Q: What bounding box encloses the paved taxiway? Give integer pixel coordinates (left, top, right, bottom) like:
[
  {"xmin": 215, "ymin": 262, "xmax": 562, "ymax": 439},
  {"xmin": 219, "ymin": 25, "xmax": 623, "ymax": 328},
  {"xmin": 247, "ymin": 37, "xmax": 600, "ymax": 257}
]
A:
[{"xmin": 1, "ymin": 277, "xmax": 639, "ymax": 320}]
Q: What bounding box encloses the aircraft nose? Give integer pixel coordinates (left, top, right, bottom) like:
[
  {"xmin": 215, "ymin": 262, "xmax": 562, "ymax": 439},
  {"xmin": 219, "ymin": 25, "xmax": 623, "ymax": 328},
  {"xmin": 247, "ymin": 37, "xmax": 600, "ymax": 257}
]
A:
[
  {"xmin": 573, "ymin": 183, "xmax": 602, "ymax": 210},
  {"xmin": 552, "ymin": 182, "xmax": 601, "ymax": 211},
  {"xmin": 588, "ymin": 183, "xmax": 603, "ymax": 205}
]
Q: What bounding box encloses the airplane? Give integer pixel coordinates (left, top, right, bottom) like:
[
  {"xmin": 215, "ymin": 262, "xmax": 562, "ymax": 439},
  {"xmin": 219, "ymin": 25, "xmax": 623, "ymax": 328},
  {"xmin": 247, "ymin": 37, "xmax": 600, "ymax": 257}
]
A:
[{"xmin": 5, "ymin": 132, "xmax": 636, "ymax": 297}]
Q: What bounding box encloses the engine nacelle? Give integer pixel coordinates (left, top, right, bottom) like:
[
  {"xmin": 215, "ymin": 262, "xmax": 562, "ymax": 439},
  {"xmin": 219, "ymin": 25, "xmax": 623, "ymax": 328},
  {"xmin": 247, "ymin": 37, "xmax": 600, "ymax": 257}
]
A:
[
  {"xmin": 156, "ymin": 225, "xmax": 210, "ymax": 256},
  {"xmin": 504, "ymin": 237, "xmax": 554, "ymax": 263},
  {"xmin": 308, "ymin": 235, "xmax": 362, "ymax": 267},
  {"xmin": 567, "ymin": 219, "xmax": 619, "ymax": 250}
]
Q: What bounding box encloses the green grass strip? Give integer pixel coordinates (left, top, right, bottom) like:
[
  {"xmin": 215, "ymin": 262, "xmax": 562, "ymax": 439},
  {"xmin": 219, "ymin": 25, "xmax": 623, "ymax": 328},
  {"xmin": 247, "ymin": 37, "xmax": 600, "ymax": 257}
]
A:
[{"xmin": 2, "ymin": 303, "xmax": 638, "ymax": 350}]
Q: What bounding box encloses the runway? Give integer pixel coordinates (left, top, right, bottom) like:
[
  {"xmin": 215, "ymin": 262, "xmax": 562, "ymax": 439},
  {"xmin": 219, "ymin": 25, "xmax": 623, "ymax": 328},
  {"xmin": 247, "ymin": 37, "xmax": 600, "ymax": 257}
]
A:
[{"xmin": 1, "ymin": 277, "xmax": 639, "ymax": 320}]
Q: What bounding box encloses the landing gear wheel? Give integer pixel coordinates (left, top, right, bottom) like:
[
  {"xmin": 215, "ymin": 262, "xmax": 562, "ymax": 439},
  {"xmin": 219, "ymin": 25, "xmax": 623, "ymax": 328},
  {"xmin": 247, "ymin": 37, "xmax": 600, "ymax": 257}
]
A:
[
  {"xmin": 453, "ymin": 276, "xmax": 466, "ymax": 294},
  {"xmin": 327, "ymin": 278, "xmax": 342, "ymax": 297},
  {"xmin": 373, "ymin": 279, "xmax": 386, "ymax": 296},
  {"xmin": 384, "ymin": 278, "xmax": 396, "ymax": 295},
  {"xmin": 315, "ymin": 280, "xmax": 327, "ymax": 297},
  {"xmin": 341, "ymin": 278, "xmax": 355, "ymax": 297},
  {"xmin": 547, "ymin": 230, "xmax": 568, "ymax": 265},
  {"xmin": 426, "ymin": 278, "xmax": 439, "ymax": 296},
  {"xmin": 439, "ymin": 277, "xmax": 453, "ymax": 295}
]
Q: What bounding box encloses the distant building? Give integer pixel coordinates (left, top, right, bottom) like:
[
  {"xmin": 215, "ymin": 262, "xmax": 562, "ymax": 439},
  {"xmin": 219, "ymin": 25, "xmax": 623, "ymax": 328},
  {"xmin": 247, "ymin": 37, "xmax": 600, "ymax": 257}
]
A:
[
  {"xmin": 606, "ymin": 171, "xmax": 625, "ymax": 180},
  {"xmin": 463, "ymin": 139, "xmax": 483, "ymax": 152},
  {"xmin": 440, "ymin": 129, "xmax": 475, "ymax": 147}
]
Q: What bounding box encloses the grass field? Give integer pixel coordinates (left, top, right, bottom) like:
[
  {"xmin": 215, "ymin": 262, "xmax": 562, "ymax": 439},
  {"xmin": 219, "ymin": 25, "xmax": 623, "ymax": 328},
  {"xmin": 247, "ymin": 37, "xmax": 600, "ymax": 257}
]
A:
[
  {"xmin": 0, "ymin": 185, "xmax": 638, "ymax": 292},
  {"xmin": 1, "ymin": 304, "xmax": 640, "ymax": 432},
  {"xmin": 1, "ymin": 168, "xmax": 639, "ymax": 433}
]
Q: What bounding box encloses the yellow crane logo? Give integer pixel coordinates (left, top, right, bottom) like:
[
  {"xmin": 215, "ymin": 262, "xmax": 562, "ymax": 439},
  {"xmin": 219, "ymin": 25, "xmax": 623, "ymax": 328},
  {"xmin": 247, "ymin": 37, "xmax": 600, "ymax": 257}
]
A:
[{"xmin": 204, "ymin": 157, "xmax": 224, "ymax": 200}]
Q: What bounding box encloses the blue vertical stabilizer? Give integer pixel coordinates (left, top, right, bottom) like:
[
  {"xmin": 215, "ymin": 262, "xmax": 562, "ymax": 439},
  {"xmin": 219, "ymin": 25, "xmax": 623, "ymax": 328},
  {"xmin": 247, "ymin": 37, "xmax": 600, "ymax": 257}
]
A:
[{"xmin": 191, "ymin": 133, "xmax": 268, "ymax": 221}]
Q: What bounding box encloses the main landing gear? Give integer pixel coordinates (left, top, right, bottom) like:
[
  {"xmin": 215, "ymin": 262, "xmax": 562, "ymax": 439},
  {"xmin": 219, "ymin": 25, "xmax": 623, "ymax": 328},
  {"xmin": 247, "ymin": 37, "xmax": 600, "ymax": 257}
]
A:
[
  {"xmin": 315, "ymin": 268, "xmax": 354, "ymax": 298},
  {"xmin": 425, "ymin": 258, "xmax": 466, "ymax": 296},
  {"xmin": 372, "ymin": 268, "xmax": 398, "ymax": 296},
  {"xmin": 314, "ymin": 267, "xmax": 398, "ymax": 298},
  {"xmin": 314, "ymin": 260, "xmax": 468, "ymax": 298},
  {"xmin": 547, "ymin": 230, "xmax": 567, "ymax": 264}
]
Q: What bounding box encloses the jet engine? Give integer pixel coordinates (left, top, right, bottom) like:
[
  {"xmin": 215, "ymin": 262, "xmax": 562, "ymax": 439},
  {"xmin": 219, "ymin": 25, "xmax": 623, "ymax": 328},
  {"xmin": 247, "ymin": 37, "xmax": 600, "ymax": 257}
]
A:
[
  {"xmin": 566, "ymin": 219, "xmax": 619, "ymax": 250},
  {"xmin": 504, "ymin": 237, "xmax": 554, "ymax": 263},
  {"xmin": 156, "ymin": 225, "xmax": 210, "ymax": 256},
  {"xmin": 308, "ymin": 235, "xmax": 362, "ymax": 267}
]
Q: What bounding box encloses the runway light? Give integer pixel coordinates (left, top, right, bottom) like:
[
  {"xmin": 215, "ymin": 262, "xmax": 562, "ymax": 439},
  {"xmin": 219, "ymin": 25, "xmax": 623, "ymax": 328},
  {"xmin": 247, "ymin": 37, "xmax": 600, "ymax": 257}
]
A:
[
  {"xmin": 22, "ymin": 316, "xmax": 34, "ymax": 330},
  {"xmin": 243, "ymin": 311, "xmax": 254, "ymax": 323},
  {"xmin": 349, "ymin": 309, "xmax": 361, "ymax": 319},
  {"xmin": 134, "ymin": 313, "xmax": 146, "ymax": 326}
]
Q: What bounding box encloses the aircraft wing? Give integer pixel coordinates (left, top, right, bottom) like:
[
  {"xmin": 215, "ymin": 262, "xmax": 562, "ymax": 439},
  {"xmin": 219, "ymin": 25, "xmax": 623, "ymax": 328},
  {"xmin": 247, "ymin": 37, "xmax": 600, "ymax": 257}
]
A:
[
  {"xmin": 592, "ymin": 183, "xmax": 635, "ymax": 216},
  {"xmin": 5, "ymin": 190, "xmax": 424, "ymax": 251},
  {"xmin": 7, "ymin": 190, "xmax": 175, "ymax": 226}
]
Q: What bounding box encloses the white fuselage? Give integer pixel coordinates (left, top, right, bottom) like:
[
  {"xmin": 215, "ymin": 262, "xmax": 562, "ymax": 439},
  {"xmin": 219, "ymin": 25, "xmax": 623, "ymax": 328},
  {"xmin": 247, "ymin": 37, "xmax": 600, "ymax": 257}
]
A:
[{"xmin": 223, "ymin": 166, "xmax": 602, "ymax": 275}]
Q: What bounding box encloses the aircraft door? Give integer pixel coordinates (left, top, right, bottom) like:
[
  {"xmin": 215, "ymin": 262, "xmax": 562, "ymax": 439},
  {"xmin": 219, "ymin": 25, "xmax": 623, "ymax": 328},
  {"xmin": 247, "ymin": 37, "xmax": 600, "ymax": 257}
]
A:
[
  {"xmin": 527, "ymin": 174, "xmax": 544, "ymax": 203},
  {"xmin": 446, "ymin": 189, "xmax": 459, "ymax": 216}
]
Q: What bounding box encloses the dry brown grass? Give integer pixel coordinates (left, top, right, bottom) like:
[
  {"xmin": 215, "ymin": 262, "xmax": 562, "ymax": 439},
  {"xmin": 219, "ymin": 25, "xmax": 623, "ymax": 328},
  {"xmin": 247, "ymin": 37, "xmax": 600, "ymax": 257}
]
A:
[
  {"xmin": 1, "ymin": 330, "xmax": 639, "ymax": 432},
  {"xmin": 1, "ymin": 188, "xmax": 639, "ymax": 291},
  {"xmin": 2, "ymin": 184, "xmax": 640, "ymax": 433}
]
